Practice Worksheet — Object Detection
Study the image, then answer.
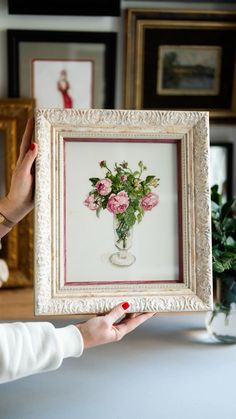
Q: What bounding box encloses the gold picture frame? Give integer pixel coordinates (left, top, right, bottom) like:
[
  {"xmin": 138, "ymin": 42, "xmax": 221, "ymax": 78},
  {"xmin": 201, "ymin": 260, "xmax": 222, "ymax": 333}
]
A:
[
  {"xmin": 0, "ymin": 98, "xmax": 35, "ymax": 288},
  {"xmin": 124, "ymin": 8, "xmax": 236, "ymax": 120}
]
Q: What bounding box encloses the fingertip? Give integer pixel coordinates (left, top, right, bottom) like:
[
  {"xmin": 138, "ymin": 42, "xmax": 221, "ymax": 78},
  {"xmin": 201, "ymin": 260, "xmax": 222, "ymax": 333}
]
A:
[
  {"xmin": 106, "ymin": 302, "xmax": 131, "ymax": 324},
  {"xmin": 122, "ymin": 302, "xmax": 130, "ymax": 311},
  {"xmin": 28, "ymin": 142, "xmax": 37, "ymax": 153}
]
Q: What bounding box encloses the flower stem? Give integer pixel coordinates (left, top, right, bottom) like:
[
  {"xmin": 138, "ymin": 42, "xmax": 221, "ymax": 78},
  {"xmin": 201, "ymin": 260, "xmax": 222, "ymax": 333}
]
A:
[{"xmin": 116, "ymin": 219, "xmax": 130, "ymax": 248}]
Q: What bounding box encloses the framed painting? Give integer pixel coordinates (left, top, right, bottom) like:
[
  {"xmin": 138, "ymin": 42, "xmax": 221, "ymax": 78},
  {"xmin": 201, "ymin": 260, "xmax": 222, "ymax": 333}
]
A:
[
  {"xmin": 7, "ymin": 30, "xmax": 117, "ymax": 109},
  {"xmin": 8, "ymin": 0, "xmax": 121, "ymax": 16},
  {"xmin": 124, "ymin": 0, "xmax": 236, "ymax": 2},
  {"xmin": 124, "ymin": 9, "xmax": 236, "ymax": 119},
  {"xmin": 32, "ymin": 59, "xmax": 94, "ymax": 108},
  {"xmin": 210, "ymin": 142, "xmax": 233, "ymax": 201},
  {"xmin": 34, "ymin": 109, "xmax": 212, "ymax": 315},
  {"xmin": 0, "ymin": 99, "xmax": 34, "ymax": 288}
]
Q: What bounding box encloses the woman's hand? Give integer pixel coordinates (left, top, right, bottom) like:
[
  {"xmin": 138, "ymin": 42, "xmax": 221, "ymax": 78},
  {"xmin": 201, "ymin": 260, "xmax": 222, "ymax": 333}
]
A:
[
  {"xmin": 0, "ymin": 118, "xmax": 38, "ymax": 224},
  {"xmin": 76, "ymin": 302, "xmax": 155, "ymax": 349}
]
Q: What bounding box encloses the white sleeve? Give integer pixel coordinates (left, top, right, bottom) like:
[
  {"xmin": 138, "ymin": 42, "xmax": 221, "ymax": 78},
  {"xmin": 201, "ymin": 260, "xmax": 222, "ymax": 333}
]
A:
[{"xmin": 0, "ymin": 322, "xmax": 84, "ymax": 384}]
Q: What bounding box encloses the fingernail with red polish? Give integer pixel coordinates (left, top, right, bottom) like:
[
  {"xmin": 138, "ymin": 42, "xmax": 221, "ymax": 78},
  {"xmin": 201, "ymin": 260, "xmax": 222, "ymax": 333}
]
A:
[
  {"xmin": 122, "ymin": 302, "xmax": 130, "ymax": 310},
  {"xmin": 29, "ymin": 143, "xmax": 35, "ymax": 151}
]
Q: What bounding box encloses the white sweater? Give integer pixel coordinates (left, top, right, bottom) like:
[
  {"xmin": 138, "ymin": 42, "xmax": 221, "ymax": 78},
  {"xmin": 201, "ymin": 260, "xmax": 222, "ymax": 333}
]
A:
[{"xmin": 0, "ymin": 322, "xmax": 84, "ymax": 384}]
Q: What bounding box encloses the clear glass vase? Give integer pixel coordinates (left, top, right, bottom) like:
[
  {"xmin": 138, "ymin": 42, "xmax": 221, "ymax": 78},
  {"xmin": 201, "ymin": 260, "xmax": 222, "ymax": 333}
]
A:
[
  {"xmin": 109, "ymin": 215, "xmax": 136, "ymax": 267},
  {"xmin": 206, "ymin": 273, "xmax": 236, "ymax": 343},
  {"xmin": 206, "ymin": 304, "xmax": 236, "ymax": 343}
]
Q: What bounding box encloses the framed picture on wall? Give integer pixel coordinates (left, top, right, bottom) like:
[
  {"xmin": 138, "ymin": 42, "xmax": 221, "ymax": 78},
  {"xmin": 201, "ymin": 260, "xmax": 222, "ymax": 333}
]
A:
[
  {"xmin": 8, "ymin": 0, "xmax": 121, "ymax": 16},
  {"xmin": 8, "ymin": 30, "xmax": 117, "ymax": 109},
  {"xmin": 125, "ymin": 0, "xmax": 236, "ymax": 2},
  {"xmin": 210, "ymin": 142, "xmax": 233, "ymax": 201},
  {"xmin": 32, "ymin": 59, "xmax": 94, "ymax": 108},
  {"xmin": 124, "ymin": 9, "xmax": 236, "ymax": 119},
  {"xmin": 0, "ymin": 98, "xmax": 35, "ymax": 288},
  {"xmin": 34, "ymin": 108, "xmax": 212, "ymax": 315}
]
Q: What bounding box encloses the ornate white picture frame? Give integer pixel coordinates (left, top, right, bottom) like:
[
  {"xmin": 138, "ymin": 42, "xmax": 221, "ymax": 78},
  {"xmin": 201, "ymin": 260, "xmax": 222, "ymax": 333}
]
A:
[{"xmin": 34, "ymin": 109, "xmax": 213, "ymax": 315}]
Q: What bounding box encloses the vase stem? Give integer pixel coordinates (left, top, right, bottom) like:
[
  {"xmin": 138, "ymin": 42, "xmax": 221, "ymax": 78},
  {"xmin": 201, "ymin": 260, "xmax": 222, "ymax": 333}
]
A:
[{"xmin": 109, "ymin": 215, "xmax": 136, "ymax": 267}]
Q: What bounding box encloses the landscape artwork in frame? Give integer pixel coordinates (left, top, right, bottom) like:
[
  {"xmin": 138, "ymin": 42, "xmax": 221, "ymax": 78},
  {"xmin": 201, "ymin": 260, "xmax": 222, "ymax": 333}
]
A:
[
  {"xmin": 124, "ymin": 9, "xmax": 236, "ymax": 118},
  {"xmin": 32, "ymin": 59, "xmax": 94, "ymax": 108},
  {"xmin": 34, "ymin": 109, "xmax": 213, "ymax": 315},
  {"xmin": 157, "ymin": 45, "xmax": 221, "ymax": 96}
]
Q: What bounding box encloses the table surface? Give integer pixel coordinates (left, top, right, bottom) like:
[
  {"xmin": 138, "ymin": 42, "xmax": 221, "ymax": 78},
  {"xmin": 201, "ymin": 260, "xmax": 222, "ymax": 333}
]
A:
[{"xmin": 0, "ymin": 312, "xmax": 235, "ymax": 419}]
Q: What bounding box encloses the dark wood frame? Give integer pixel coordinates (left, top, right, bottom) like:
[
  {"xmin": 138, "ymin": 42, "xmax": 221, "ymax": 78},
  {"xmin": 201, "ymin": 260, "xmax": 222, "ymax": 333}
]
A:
[
  {"xmin": 210, "ymin": 142, "xmax": 234, "ymax": 201},
  {"xmin": 8, "ymin": 0, "xmax": 121, "ymax": 16},
  {"xmin": 125, "ymin": 0, "xmax": 236, "ymax": 2},
  {"xmin": 8, "ymin": 29, "xmax": 117, "ymax": 109},
  {"xmin": 124, "ymin": 9, "xmax": 236, "ymax": 120}
]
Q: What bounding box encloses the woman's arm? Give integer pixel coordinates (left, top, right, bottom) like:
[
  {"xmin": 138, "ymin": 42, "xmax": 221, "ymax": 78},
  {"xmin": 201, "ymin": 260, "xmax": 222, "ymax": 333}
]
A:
[
  {"xmin": 0, "ymin": 120, "xmax": 155, "ymax": 383},
  {"xmin": 0, "ymin": 322, "xmax": 83, "ymax": 384},
  {"xmin": 0, "ymin": 118, "xmax": 37, "ymax": 240},
  {"xmin": 0, "ymin": 303, "xmax": 154, "ymax": 384}
]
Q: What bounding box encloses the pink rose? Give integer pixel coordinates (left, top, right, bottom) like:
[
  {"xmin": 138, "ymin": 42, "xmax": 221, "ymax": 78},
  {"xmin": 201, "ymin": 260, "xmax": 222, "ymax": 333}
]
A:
[
  {"xmin": 107, "ymin": 191, "xmax": 129, "ymax": 214},
  {"xmin": 120, "ymin": 175, "xmax": 127, "ymax": 183},
  {"xmin": 96, "ymin": 178, "xmax": 112, "ymax": 196},
  {"xmin": 140, "ymin": 192, "xmax": 159, "ymax": 211},
  {"xmin": 84, "ymin": 194, "xmax": 99, "ymax": 211}
]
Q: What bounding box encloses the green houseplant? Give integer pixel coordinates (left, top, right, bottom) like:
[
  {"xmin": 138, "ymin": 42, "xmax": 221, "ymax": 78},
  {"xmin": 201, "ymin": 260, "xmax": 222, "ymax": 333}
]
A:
[{"xmin": 206, "ymin": 185, "xmax": 236, "ymax": 342}]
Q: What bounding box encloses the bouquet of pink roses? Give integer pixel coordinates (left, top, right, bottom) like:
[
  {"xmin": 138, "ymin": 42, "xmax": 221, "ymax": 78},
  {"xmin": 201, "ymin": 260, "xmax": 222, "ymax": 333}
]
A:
[{"xmin": 84, "ymin": 160, "xmax": 159, "ymax": 249}]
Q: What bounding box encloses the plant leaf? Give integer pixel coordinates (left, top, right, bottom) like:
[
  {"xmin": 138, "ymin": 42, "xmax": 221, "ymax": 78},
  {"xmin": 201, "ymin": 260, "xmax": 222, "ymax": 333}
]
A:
[
  {"xmin": 89, "ymin": 177, "xmax": 100, "ymax": 186},
  {"xmin": 220, "ymin": 199, "xmax": 234, "ymax": 223}
]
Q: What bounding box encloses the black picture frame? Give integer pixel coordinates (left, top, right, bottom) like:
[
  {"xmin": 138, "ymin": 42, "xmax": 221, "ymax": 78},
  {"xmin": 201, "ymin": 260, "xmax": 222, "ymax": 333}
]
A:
[
  {"xmin": 210, "ymin": 142, "xmax": 234, "ymax": 201},
  {"xmin": 8, "ymin": 0, "xmax": 121, "ymax": 16},
  {"xmin": 125, "ymin": 9, "xmax": 236, "ymax": 119},
  {"xmin": 8, "ymin": 29, "xmax": 117, "ymax": 109},
  {"xmin": 143, "ymin": 28, "xmax": 234, "ymax": 110},
  {"xmin": 125, "ymin": 0, "xmax": 236, "ymax": 2}
]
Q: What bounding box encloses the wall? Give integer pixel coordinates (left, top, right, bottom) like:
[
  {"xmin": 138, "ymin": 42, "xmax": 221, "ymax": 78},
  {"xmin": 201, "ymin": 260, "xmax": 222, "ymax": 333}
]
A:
[{"xmin": 0, "ymin": 0, "xmax": 236, "ymax": 193}]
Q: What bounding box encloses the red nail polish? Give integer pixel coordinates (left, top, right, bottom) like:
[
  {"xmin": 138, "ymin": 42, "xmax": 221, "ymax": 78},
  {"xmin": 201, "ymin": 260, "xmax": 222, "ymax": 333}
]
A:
[
  {"xmin": 29, "ymin": 143, "xmax": 35, "ymax": 151},
  {"xmin": 122, "ymin": 302, "xmax": 130, "ymax": 310}
]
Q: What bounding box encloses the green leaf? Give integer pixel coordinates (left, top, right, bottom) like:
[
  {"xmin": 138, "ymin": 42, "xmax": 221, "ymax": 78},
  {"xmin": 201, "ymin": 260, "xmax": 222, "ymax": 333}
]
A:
[
  {"xmin": 226, "ymin": 236, "xmax": 236, "ymax": 247},
  {"xmin": 212, "ymin": 231, "xmax": 223, "ymax": 243},
  {"xmin": 220, "ymin": 199, "xmax": 234, "ymax": 223},
  {"xmin": 101, "ymin": 200, "xmax": 108, "ymax": 209},
  {"xmin": 213, "ymin": 260, "xmax": 227, "ymax": 273},
  {"xmin": 123, "ymin": 207, "xmax": 136, "ymax": 227},
  {"xmin": 212, "ymin": 245, "xmax": 222, "ymax": 258},
  {"xmin": 145, "ymin": 175, "xmax": 155, "ymax": 184},
  {"xmin": 211, "ymin": 201, "xmax": 220, "ymax": 220},
  {"xmin": 211, "ymin": 185, "xmax": 222, "ymax": 206},
  {"xmin": 137, "ymin": 213, "xmax": 143, "ymax": 223},
  {"xmin": 224, "ymin": 218, "xmax": 236, "ymax": 236},
  {"xmin": 231, "ymin": 261, "xmax": 236, "ymax": 270},
  {"xmin": 89, "ymin": 177, "xmax": 100, "ymax": 186}
]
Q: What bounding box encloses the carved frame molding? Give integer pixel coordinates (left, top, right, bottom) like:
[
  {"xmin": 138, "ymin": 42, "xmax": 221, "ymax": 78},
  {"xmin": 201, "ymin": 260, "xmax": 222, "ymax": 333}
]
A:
[{"xmin": 35, "ymin": 109, "xmax": 212, "ymax": 315}]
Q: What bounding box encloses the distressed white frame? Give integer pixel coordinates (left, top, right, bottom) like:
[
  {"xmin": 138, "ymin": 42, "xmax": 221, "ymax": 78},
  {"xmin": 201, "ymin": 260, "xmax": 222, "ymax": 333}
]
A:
[{"xmin": 34, "ymin": 109, "xmax": 213, "ymax": 315}]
